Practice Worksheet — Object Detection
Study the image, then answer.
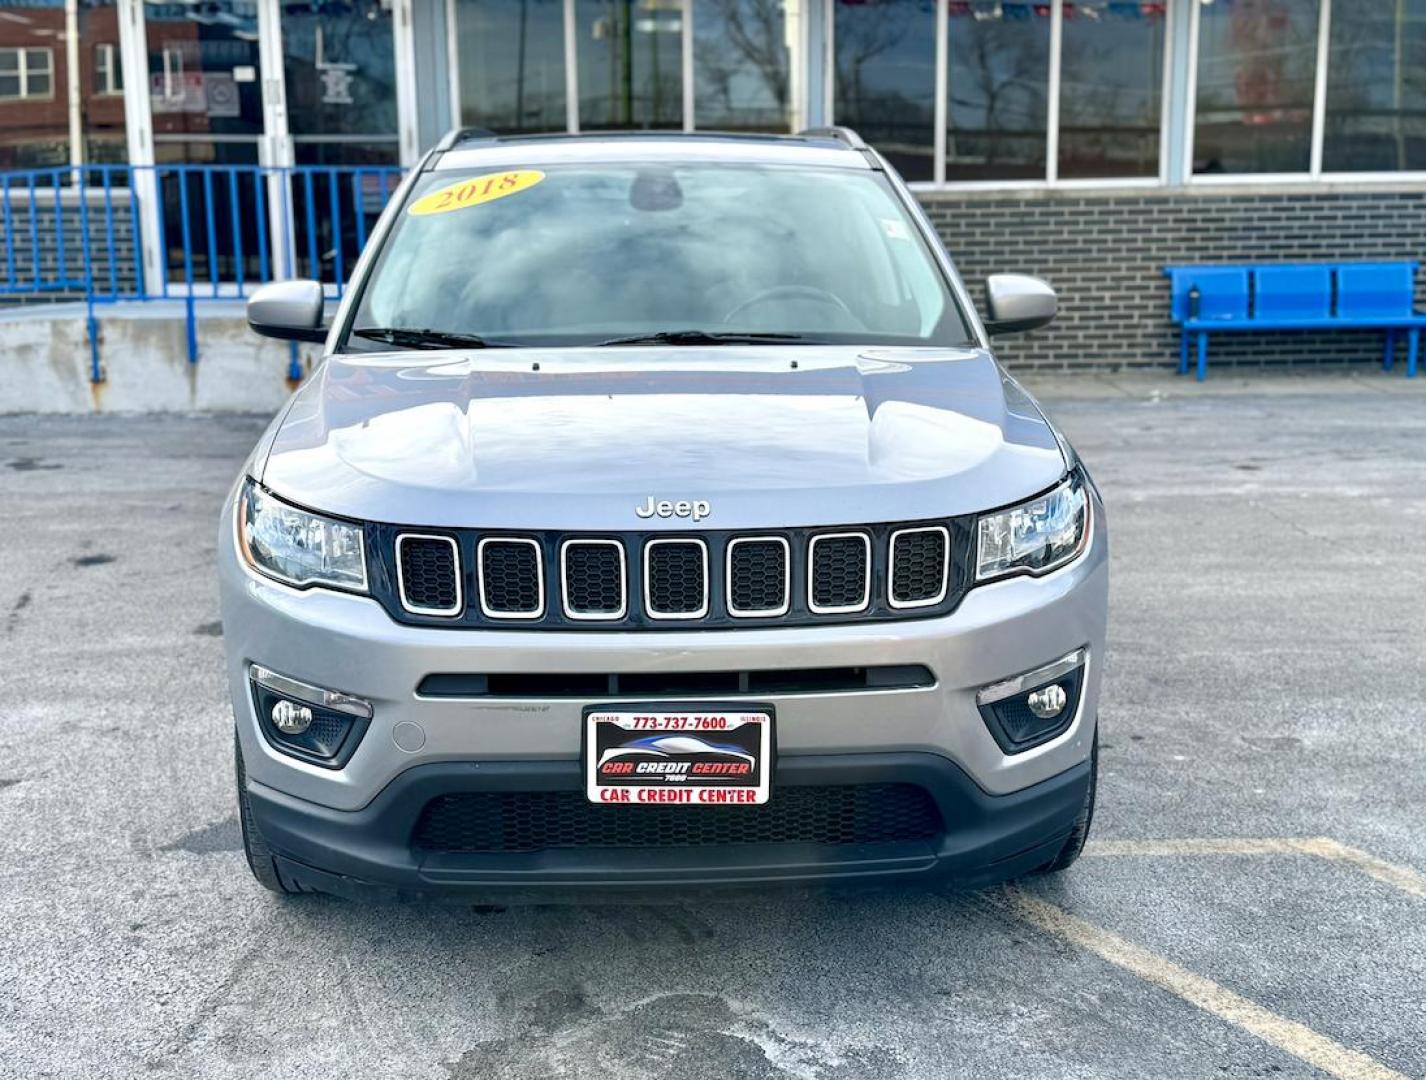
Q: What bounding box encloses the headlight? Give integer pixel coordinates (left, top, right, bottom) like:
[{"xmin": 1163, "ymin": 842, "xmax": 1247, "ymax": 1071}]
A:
[
  {"xmin": 976, "ymin": 472, "xmax": 1089, "ymax": 582},
  {"xmin": 238, "ymin": 480, "xmax": 368, "ymax": 592}
]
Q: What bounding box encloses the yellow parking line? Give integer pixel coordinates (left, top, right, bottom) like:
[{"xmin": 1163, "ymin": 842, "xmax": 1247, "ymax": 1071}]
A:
[
  {"xmin": 1082, "ymin": 836, "xmax": 1426, "ymax": 900},
  {"xmin": 1084, "ymin": 838, "xmax": 1299, "ymax": 858},
  {"xmin": 1285, "ymin": 838, "xmax": 1426, "ymax": 901},
  {"xmin": 1001, "ymin": 888, "xmax": 1408, "ymax": 1080}
]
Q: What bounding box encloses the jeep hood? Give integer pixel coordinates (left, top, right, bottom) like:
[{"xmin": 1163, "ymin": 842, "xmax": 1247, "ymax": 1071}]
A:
[{"xmin": 257, "ymin": 346, "xmax": 1066, "ymax": 530}]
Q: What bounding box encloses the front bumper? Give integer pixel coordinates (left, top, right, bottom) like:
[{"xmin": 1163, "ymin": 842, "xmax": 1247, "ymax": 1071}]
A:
[
  {"xmin": 246, "ymin": 751, "xmax": 1092, "ymax": 900},
  {"xmin": 218, "ymin": 484, "xmax": 1107, "ymax": 813}
]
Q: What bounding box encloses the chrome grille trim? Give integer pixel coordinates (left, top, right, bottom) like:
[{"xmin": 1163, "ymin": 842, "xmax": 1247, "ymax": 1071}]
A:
[
  {"xmin": 725, "ymin": 535, "xmax": 791, "ymax": 618},
  {"xmin": 887, "ymin": 525, "xmax": 951, "ymax": 609},
  {"xmin": 475, "ymin": 536, "xmax": 545, "ymax": 620},
  {"xmin": 559, "ymin": 538, "xmax": 628, "ymax": 621},
  {"xmin": 643, "ymin": 537, "xmax": 710, "ymax": 620},
  {"xmin": 394, "ymin": 533, "xmax": 463, "ymax": 618},
  {"xmin": 807, "ymin": 531, "xmax": 871, "ymax": 615}
]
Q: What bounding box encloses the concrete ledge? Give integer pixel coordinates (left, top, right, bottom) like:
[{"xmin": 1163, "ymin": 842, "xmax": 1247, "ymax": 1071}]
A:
[{"xmin": 0, "ymin": 301, "xmax": 321, "ymax": 414}]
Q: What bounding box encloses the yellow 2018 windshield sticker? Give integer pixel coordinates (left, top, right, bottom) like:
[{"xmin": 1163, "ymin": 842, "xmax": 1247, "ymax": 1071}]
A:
[{"xmin": 407, "ymin": 170, "xmax": 545, "ymax": 216}]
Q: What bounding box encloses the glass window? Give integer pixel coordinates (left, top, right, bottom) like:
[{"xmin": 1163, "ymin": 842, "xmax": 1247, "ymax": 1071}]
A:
[
  {"xmin": 0, "ymin": 48, "xmax": 19, "ymax": 100},
  {"xmin": 1058, "ymin": 0, "xmax": 1166, "ymax": 179},
  {"xmin": 0, "ymin": 45, "xmax": 54, "ymax": 100},
  {"xmin": 95, "ymin": 43, "xmax": 123, "ymax": 96},
  {"xmin": 453, "ymin": 0, "xmax": 568, "ymax": 133},
  {"xmin": 147, "ymin": 1, "xmax": 265, "ymax": 142},
  {"xmin": 945, "ymin": 0, "xmax": 1051, "ymax": 181},
  {"xmin": 282, "ymin": 0, "xmax": 399, "ymax": 143},
  {"xmin": 0, "ymin": 4, "xmax": 67, "ymax": 168},
  {"xmin": 1323, "ymin": 0, "xmax": 1426, "ymax": 172},
  {"xmin": 834, "ymin": 0, "xmax": 935, "ymax": 182},
  {"xmin": 0, "ymin": 2, "xmax": 125, "ymax": 167},
  {"xmin": 694, "ymin": 0, "xmax": 793, "ymax": 132},
  {"xmin": 350, "ymin": 163, "xmax": 971, "ymax": 347},
  {"xmin": 1193, "ymin": 0, "xmax": 1320, "ymax": 175},
  {"xmin": 80, "ymin": 3, "xmax": 126, "ymax": 164},
  {"xmin": 24, "ymin": 47, "xmax": 51, "ymax": 96},
  {"xmin": 576, "ymin": 0, "xmax": 684, "ymax": 129}
]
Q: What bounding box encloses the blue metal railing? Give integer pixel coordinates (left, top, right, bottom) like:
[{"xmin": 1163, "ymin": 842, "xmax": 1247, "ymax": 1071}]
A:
[{"xmin": 0, "ymin": 162, "xmax": 404, "ymax": 381}]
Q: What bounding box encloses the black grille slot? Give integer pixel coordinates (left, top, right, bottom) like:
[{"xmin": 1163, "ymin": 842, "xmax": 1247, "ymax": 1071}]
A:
[
  {"xmin": 645, "ymin": 540, "xmax": 707, "ymax": 617},
  {"xmin": 397, "ymin": 535, "xmax": 461, "ymax": 615},
  {"xmin": 412, "ymin": 784, "xmax": 943, "ymax": 853},
  {"xmin": 479, "ymin": 539, "xmax": 542, "ymax": 617},
  {"xmin": 810, "ymin": 533, "xmax": 869, "ymax": 612},
  {"xmin": 562, "ymin": 541, "xmax": 625, "ymax": 618},
  {"xmin": 728, "ymin": 538, "xmax": 788, "ymax": 615},
  {"xmin": 890, "ymin": 528, "xmax": 948, "ymax": 607}
]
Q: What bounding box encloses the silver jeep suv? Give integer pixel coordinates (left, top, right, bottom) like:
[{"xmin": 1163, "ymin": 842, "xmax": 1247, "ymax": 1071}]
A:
[{"xmin": 221, "ymin": 128, "xmax": 1108, "ymax": 900}]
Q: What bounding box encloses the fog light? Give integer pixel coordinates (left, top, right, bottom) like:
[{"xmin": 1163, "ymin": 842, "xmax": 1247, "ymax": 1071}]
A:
[
  {"xmin": 1027, "ymin": 683, "xmax": 1067, "ymax": 720},
  {"xmin": 248, "ymin": 664, "xmax": 373, "ymax": 768},
  {"xmin": 271, "ymin": 699, "xmax": 313, "ymax": 734},
  {"xmin": 977, "ymin": 649, "xmax": 1087, "ymax": 755}
]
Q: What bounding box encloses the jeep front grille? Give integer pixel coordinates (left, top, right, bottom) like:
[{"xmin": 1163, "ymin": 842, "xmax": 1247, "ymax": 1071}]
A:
[
  {"xmin": 726, "ymin": 537, "xmax": 789, "ymax": 617},
  {"xmin": 477, "ymin": 538, "xmax": 543, "ymax": 619},
  {"xmin": 644, "ymin": 538, "xmax": 709, "ymax": 619},
  {"xmin": 372, "ymin": 517, "xmax": 972, "ymax": 630},
  {"xmin": 561, "ymin": 539, "xmax": 627, "ymax": 620},
  {"xmin": 889, "ymin": 526, "xmax": 950, "ymax": 608},
  {"xmin": 395, "ymin": 534, "xmax": 462, "ymax": 616},
  {"xmin": 808, "ymin": 532, "xmax": 870, "ymax": 614}
]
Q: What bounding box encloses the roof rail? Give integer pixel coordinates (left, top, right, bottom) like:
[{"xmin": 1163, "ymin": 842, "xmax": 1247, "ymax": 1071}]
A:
[
  {"xmin": 434, "ymin": 127, "xmax": 498, "ymax": 151},
  {"xmin": 797, "ymin": 126, "xmax": 868, "ymax": 150}
]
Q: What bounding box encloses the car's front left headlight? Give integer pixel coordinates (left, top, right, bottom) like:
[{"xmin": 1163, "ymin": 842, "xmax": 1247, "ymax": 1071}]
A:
[
  {"xmin": 976, "ymin": 471, "xmax": 1090, "ymax": 583},
  {"xmin": 237, "ymin": 480, "xmax": 368, "ymax": 592}
]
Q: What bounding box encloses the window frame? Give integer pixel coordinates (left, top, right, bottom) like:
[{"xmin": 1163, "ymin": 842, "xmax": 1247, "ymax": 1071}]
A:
[
  {"xmin": 95, "ymin": 42, "xmax": 123, "ymax": 97},
  {"xmin": 0, "ymin": 45, "xmax": 57, "ymax": 103}
]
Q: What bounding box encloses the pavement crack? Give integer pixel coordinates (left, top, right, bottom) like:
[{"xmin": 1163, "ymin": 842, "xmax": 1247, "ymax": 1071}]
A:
[{"xmin": 155, "ymin": 937, "xmax": 265, "ymax": 1065}]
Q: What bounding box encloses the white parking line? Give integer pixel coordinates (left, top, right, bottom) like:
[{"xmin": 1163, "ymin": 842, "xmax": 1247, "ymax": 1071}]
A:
[
  {"xmin": 1000, "ymin": 888, "xmax": 1408, "ymax": 1080},
  {"xmin": 1083, "ymin": 836, "xmax": 1426, "ymax": 899}
]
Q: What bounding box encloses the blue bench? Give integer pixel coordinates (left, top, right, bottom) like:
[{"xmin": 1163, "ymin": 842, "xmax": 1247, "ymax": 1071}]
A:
[{"xmin": 1163, "ymin": 261, "xmax": 1426, "ymax": 381}]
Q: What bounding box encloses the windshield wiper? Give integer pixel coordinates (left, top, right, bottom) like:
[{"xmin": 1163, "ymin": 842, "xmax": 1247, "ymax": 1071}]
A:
[
  {"xmin": 596, "ymin": 330, "xmax": 809, "ymax": 347},
  {"xmin": 352, "ymin": 327, "xmax": 509, "ymax": 350}
]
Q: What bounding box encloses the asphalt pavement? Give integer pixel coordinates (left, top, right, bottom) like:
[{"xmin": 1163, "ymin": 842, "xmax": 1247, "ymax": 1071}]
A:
[{"xmin": 2, "ymin": 369, "xmax": 1425, "ymax": 1079}]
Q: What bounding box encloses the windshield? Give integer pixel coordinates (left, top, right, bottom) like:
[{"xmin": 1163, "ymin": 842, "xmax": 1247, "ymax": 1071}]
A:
[{"xmin": 344, "ymin": 162, "xmax": 974, "ymax": 350}]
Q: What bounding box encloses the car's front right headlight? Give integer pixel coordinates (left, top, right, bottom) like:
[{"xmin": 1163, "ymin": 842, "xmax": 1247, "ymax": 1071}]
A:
[
  {"xmin": 237, "ymin": 480, "xmax": 368, "ymax": 592},
  {"xmin": 975, "ymin": 471, "xmax": 1090, "ymax": 583}
]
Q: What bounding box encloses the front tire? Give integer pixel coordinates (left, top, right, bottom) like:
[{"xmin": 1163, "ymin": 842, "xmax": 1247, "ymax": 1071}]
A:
[
  {"xmin": 235, "ymin": 734, "xmax": 299, "ymax": 895},
  {"xmin": 1034, "ymin": 725, "xmax": 1098, "ymax": 875}
]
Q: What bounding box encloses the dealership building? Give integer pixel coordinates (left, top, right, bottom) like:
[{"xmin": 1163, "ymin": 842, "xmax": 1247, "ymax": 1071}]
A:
[{"xmin": 3, "ymin": 0, "xmax": 1425, "ymax": 375}]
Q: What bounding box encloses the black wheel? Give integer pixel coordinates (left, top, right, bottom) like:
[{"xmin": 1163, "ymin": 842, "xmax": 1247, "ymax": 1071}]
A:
[
  {"xmin": 1034, "ymin": 725, "xmax": 1098, "ymax": 876},
  {"xmin": 235, "ymin": 734, "xmax": 299, "ymax": 895}
]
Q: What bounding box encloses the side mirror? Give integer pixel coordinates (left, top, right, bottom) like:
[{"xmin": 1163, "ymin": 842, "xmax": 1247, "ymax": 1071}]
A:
[
  {"xmin": 247, "ymin": 280, "xmax": 327, "ymax": 343},
  {"xmin": 983, "ymin": 273, "xmax": 1057, "ymax": 336}
]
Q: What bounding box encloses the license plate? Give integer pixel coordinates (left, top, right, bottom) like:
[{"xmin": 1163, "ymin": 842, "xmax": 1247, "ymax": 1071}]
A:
[{"xmin": 584, "ymin": 707, "xmax": 773, "ymax": 806}]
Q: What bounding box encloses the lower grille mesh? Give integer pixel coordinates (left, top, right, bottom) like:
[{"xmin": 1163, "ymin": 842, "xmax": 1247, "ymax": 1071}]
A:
[{"xmin": 412, "ymin": 784, "xmax": 942, "ymax": 853}]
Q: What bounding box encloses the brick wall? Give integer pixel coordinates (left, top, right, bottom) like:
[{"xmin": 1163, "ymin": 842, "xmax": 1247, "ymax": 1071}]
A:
[
  {"xmin": 0, "ymin": 194, "xmax": 139, "ymax": 303},
  {"xmin": 918, "ymin": 185, "xmax": 1426, "ymax": 371}
]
